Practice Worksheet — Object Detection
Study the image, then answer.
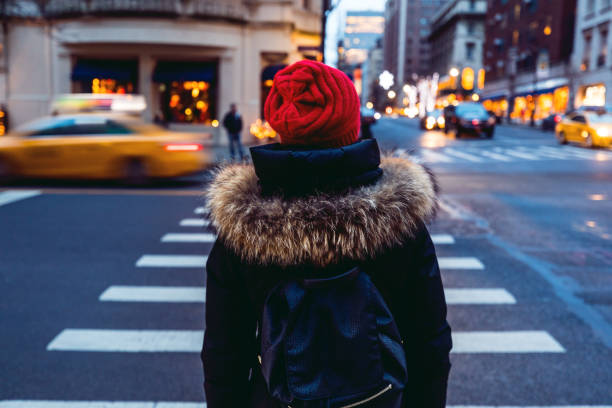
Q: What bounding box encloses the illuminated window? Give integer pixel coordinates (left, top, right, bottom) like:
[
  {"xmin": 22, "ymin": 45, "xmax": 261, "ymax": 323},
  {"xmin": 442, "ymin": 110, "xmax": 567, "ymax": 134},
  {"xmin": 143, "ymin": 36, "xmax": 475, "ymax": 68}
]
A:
[
  {"xmin": 163, "ymin": 81, "xmax": 214, "ymax": 124},
  {"xmin": 512, "ymin": 30, "xmax": 519, "ymax": 45},
  {"xmin": 598, "ymin": 26, "xmax": 609, "ymax": 67},
  {"xmin": 582, "ymin": 31, "xmax": 592, "ymax": 71},
  {"xmin": 514, "ymin": 4, "xmax": 521, "ymax": 20}
]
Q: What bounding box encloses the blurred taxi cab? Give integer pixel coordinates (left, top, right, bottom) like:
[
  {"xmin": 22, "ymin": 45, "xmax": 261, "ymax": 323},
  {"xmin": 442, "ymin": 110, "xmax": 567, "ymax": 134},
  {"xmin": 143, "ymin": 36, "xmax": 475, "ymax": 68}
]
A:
[
  {"xmin": 556, "ymin": 110, "xmax": 612, "ymax": 148},
  {"xmin": 0, "ymin": 114, "xmax": 211, "ymax": 183}
]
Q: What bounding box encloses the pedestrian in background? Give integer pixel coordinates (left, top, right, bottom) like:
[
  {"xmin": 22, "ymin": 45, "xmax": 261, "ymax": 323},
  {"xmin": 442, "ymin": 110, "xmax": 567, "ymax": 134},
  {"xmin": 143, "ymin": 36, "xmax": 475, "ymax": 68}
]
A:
[
  {"xmin": 222, "ymin": 103, "xmax": 244, "ymax": 161},
  {"xmin": 202, "ymin": 60, "xmax": 451, "ymax": 408}
]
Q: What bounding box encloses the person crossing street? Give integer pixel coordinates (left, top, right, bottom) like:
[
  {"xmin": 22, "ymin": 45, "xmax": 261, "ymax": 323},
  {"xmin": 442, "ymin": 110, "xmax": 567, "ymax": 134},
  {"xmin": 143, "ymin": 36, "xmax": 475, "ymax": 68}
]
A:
[{"xmin": 222, "ymin": 103, "xmax": 244, "ymax": 161}]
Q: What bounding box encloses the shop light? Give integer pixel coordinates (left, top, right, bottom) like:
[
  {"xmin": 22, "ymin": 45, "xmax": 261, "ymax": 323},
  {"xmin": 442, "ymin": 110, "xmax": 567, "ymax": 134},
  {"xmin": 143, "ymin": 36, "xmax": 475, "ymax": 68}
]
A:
[
  {"xmin": 212, "ymin": 120, "xmax": 219, "ymax": 127},
  {"xmin": 449, "ymin": 67, "xmax": 459, "ymax": 77},
  {"xmin": 472, "ymin": 94, "xmax": 480, "ymax": 101},
  {"xmin": 185, "ymin": 108, "xmax": 193, "ymax": 116},
  {"xmin": 192, "ymin": 88, "xmax": 200, "ymax": 98},
  {"xmin": 366, "ymin": 101, "xmax": 374, "ymax": 109},
  {"xmin": 164, "ymin": 143, "xmax": 203, "ymax": 152},
  {"xmin": 388, "ymin": 90, "xmax": 396, "ymax": 99},
  {"xmin": 374, "ymin": 112, "xmax": 382, "ymax": 120},
  {"xmin": 264, "ymin": 80, "xmax": 274, "ymax": 87}
]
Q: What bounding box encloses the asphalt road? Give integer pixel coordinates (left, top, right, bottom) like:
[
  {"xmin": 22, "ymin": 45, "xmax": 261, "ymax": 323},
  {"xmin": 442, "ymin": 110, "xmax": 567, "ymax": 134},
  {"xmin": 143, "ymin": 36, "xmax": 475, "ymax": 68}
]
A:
[{"xmin": 1, "ymin": 118, "xmax": 611, "ymax": 407}]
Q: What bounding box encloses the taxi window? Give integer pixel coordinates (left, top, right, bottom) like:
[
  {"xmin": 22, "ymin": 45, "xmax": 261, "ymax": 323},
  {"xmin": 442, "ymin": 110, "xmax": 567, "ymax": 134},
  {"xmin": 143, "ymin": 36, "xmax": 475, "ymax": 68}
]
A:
[
  {"xmin": 28, "ymin": 119, "xmax": 132, "ymax": 137},
  {"xmin": 573, "ymin": 115, "xmax": 586, "ymax": 124}
]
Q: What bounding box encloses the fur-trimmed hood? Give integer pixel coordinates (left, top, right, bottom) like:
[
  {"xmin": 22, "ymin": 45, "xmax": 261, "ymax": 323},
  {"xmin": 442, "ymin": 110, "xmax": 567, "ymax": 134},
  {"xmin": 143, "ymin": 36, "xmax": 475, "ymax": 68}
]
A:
[{"xmin": 206, "ymin": 154, "xmax": 438, "ymax": 268}]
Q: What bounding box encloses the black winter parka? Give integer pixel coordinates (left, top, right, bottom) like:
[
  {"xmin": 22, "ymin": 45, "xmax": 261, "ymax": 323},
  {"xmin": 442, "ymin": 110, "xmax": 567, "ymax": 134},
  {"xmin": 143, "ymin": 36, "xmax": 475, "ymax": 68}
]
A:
[{"xmin": 202, "ymin": 139, "xmax": 452, "ymax": 408}]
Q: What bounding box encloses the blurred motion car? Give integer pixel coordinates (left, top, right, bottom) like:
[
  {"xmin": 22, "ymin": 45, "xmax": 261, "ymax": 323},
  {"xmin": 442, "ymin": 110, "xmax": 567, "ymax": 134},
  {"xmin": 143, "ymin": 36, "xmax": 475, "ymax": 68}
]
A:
[
  {"xmin": 445, "ymin": 102, "xmax": 495, "ymax": 138},
  {"xmin": 420, "ymin": 109, "xmax": 445, "ymax": 130},
  {"xmin": 0, "ymin": 114, "xmax": 211, "ymax": 183},
  {"xmin": 541, "ymin": 113, "xmax": 563, "ymax": 131},
  {"xmin": 555, "ymin": 110, "xmax": 612, "ymax": 148}
]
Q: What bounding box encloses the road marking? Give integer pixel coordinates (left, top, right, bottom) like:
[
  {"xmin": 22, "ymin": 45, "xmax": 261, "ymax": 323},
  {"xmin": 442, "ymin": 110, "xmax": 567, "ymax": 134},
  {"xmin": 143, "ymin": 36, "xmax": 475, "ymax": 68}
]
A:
[
  {"xmin": 452, "ymin": 331, "xmax": 565, "ymax": 353},
  {"xmin": 161, "ymin": 233, "xmax": 216, "ymax": 243},
  {"xmin": 445, "ymin": 288, "xmax": 516, "ymax": 304},
  {"xmin": 477, "ymin": 151, "xmax": 514, "ymax": 161},
  {"xmin": 99, "ymin": 286, "xmax": 206, "ymax": 302},
  {"xmin": 561, "ymin": 146, "xmax": 600, "ymax": 159},
  {"xmin": 135, "ymin": 255, "xmax": 207, "ymax": 268},
  {"xmin": 529, "ymin": 147, "xmax": 573, "ymax": 159},
  {"xmin": 498, "ymin": 149, "xmax": 540, "ymax": 160},
  {"xmin": 420, "ymin": 149, "xmax": 455, "ymax": 163},
  {"xmin": 0, "ymin": 190, "xmax": 41, "ymax": 207},
  {"xmin": 438, "ymin": 257, "xmax": 485, "ymax": 270},
  {"xmin": 0, "ymin": 403, "xmax": 205, "ymax": 408},
  {"xmin": 180, "ymin": 218, "xmax": 209, "ymax": 227},
  {"xmin": 47, "ymin": 329, "xmax": 204, "ymax": 352},
  {"xmin": 431, "ymin": 234, "xmax": 455, "ymax": 244},
  {"xmin": 443, "ymin": 148, "xmax": 485, "ymax": 162},
  {"xmin": 194, "ymin": 207, "xmax": 208, "ymax": 215},
  {"xmin": 3, "ymin": 403, "xmax": 611, "ymax": 408}
]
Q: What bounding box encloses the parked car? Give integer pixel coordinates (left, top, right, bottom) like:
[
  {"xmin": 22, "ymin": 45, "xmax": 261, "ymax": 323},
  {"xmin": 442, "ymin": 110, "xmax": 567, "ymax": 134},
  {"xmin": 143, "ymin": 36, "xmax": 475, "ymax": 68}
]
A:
[
  {"xmin": 420, "ymin": 109, "xmax": 445, "ymax": 130},
  {"xmin": 0, "ymin": 114, "xmax": 211, "ymax": 183},
  {"xmin": 555, "ymin": 110, "xmax": 612, "ymax": 148},
  {"xmin": 541, "ymin": 114, "xmax": 563, "ymax": 131},
  {"xmin": 445, "ymin": 102, "xmax": 495, "ymax": 138}
]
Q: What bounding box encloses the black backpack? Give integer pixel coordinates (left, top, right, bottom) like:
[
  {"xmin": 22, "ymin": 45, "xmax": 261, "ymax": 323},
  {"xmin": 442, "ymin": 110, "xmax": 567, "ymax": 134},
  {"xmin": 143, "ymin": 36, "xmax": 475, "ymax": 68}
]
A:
[{"xmin": 260, "ymin": 266, "xmax": 408, "ymax": 408}]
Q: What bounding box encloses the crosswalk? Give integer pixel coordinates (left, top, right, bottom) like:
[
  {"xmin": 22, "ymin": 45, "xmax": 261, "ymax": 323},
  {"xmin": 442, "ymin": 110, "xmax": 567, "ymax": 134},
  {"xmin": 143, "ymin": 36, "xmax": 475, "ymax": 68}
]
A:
[
  {"xmin": 2, "ymin": 199, "xmax": 580, "ymax": 406},
  {"xmin": 396, "ymin": 144, "xmax": 612, "ymax": 164}
]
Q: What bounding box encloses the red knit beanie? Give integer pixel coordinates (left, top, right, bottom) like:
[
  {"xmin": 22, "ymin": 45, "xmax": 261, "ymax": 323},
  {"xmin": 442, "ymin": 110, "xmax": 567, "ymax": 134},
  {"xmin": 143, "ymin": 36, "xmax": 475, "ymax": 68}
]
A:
[{"xmin": 264, "ymin": 60, "xmax": 361, "ymax": 148}]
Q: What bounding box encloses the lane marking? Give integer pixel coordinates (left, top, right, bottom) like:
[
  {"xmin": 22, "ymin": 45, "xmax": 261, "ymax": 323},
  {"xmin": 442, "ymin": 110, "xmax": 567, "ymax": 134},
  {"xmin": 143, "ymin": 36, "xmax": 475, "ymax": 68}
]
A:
[
  {"xmin": 194, "ymin": 207, "xmax": 208, "ymax": 215},
  {"xmin": 438, "ymin": 257, "xmax": 485, "ymax": 270},
  {"xmin": 420, "ymin": 149, "xmax": 455, "ymax": 163},
  {"xmin": 0, "ymin": 190, "xmax": 41, "ymax": 207},
  {"xmin": 180, "ymin": 219, "xmax": 209, "ymax": 227},
  {"xmin": 443, "ymin": 148, "xmax": 485, "ymax": 162},
  {"xmin": 452, "ymin": 331, "xmax": 565, "ymax": 353},
  {"xmin": 135, "ymin": 255, "xmax": 207, "ymax": 268},
  {"xmin": 99, "ymin": 286, "xmax": 206, "ymax": 302},
  {"xmin": 431, "ymin": 234, "xmax": 455, "ymax": 244},
  {"xmin": 3, "ymin": 403, "xmax": 611, "ymax": 408},
  {"xmin": 497, "ymin": 149, "xmax": 540, "ymax": 160},
  {"xmin": 477, "ymin": 151, "xmax": 514, "ymax": 161},
  {"xmin": 529, "ymin": 147, "xmax": 574, "ymax": 159},
  {"xmin": 445, "ymin": 288, "xmax": 516, "ymax": 305},
  {"xmin": 562, "ymin": 146, "xmax": 602, "ymax": 159},
  {"xmin": 47, "ymin": 329, "xmax": 204, "ymax": 352},
  {"xmin": 161, "ymin": 233, "xmax": 216, "ymax": 243}
]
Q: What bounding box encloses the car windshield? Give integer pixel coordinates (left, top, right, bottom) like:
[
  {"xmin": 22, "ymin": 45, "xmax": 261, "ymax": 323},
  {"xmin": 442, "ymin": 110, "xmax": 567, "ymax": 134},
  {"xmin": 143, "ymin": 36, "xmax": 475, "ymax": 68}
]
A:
[
  {"xmin": 13, "ymin": 117, "xmax": 76, "ymax": 134},
  {"xmin": 456, "ymin": 103, "xmax": 488, "ymax": 116},
  {"xmin": 429, "ymin": 110, "xmax": 442, "ymax": 116},
  {"xmin": 585, "ymin": 113, "xmax": 612, "ymax": 124}
]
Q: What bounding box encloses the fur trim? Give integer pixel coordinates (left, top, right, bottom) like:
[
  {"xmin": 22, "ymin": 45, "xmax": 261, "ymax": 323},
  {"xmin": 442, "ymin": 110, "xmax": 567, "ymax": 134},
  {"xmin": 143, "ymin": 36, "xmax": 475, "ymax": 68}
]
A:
[{"xmin": 206, "ymin": 157, "xmax": 438, "ymax": 267}]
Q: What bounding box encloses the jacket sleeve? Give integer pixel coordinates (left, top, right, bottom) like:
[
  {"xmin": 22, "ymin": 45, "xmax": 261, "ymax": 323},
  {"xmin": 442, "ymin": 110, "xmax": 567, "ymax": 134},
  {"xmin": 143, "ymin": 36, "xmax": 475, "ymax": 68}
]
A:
[
  {"xmin": 202, "ymin": 240, "xmax": 256, "ymax": 407},
  {"xmin": 402, "ymin": 224, "xmax": 452, "ymax": 408}
]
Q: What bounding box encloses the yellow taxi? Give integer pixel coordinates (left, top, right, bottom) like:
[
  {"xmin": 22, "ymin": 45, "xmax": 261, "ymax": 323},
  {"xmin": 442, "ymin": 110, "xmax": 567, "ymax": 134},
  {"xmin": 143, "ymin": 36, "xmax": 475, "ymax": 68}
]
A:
[
  {"xmin": 0, "ymin": 114, "xmax": 211, "ymax": 183},
  {"xmin": 556, "ymin": 110, "xmax": 612, "ymax": 148}
]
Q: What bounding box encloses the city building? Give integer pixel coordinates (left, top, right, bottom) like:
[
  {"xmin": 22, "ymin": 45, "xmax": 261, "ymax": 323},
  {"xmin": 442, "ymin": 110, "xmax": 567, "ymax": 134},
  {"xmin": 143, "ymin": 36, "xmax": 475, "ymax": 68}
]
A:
[
  {"xmin": 383, "ymin": 0, "xmax": 449, "ymax": 88},
  {"xmin": 339, "ymin": 10, "xmax": 385, "ymax": 67},
  {"xmin": 571, "ymin": 0, "xmax": 612, "ymax": 108},
  {"xmin": 0, "ymin": 0, "xmax": 322, "ymax": 139},
  {"xmin": 429, "ymin": 0, "xmax": 487, "ymax": 105},
  {"xmin": 361, "ymin": 38, "xmax": 385, "ymax": 108},
  {"xmin": 481, "ymin": 0, "xmax": 577, "ymax": 123}
]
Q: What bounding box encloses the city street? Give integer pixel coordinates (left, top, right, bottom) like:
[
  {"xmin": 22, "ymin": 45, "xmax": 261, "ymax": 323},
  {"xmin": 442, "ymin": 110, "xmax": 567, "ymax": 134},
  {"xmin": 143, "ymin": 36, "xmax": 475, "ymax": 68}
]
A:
[{"xmin": 1, "ymin": 119, "xmax": 612, "ymax": 406}]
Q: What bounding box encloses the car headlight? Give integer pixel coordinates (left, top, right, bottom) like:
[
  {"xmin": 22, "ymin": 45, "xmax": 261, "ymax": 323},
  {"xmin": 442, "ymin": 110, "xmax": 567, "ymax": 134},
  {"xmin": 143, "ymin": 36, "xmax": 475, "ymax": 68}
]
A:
[
  {"xmin": 437, "ymin": 117, "xmax": 445, "ymax": 126},
  {"xmin": 426, "ymin": 117, "xmax": 436, "ymax": 129},
  {"xmin": 596, "ymin": 127, "xmax": 609, "ymax": 137}
]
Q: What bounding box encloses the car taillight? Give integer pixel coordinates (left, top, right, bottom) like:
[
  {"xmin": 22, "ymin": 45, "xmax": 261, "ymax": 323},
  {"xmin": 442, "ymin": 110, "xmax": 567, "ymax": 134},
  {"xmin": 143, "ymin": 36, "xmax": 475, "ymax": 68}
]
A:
[
  {"xmin": 554, "ymin": 115, "xmax": 562, "ymax": 123},
  {"xmin": 472, "ymin": 119, "xmax": 480, "ymax": 125},
  {"xmin": 164, "ymin": 143, "xmax": 203, "ymax": 152}
]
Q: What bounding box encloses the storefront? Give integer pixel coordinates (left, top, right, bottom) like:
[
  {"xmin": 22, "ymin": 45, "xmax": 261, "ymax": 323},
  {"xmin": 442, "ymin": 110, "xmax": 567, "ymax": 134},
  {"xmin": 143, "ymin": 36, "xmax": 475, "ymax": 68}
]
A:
[
  {"xmin": 153, "ymin": 60, "xmax": 218, "ymax": 125},
  {"xmin": 510, "ymin": 86, "xmax": 569, "ymax": 123},
  {"xmin": 482, "ymin": 95, "xmax": 509, "ymax": 118},
  {"xmin": 71, "ymin": 58, "xmax": 138, "ymax": 94},
  {"xmin": 577, "ymin": 84, "xmax": 606, "ymax": 107}
]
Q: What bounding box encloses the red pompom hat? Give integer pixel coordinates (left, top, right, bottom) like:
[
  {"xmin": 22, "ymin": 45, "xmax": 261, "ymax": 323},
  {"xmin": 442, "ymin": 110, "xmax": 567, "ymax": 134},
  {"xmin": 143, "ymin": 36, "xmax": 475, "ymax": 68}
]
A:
[{"xmin": 264, "ymin": 60, "xmax": 361, "ymax": 148}]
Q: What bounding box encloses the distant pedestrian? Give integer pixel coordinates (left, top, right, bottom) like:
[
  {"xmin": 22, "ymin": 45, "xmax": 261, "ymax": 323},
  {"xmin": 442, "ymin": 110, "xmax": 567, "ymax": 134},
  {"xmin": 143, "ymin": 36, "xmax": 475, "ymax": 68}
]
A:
[
  {"xmin": 222, "ymin": 103, "xmax": 244, "ymax": 161},
  {"xmin": 202, "ymin": 60, "xmax": 451, "ymax": 408}
]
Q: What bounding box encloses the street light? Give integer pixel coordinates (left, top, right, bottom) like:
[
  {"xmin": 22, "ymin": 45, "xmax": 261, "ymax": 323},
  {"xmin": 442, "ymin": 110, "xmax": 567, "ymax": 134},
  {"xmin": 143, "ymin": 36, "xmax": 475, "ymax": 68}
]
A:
[
  {"xmin": 449, "ymin": 67, "xmax": 460, "ymax": 77},
  {"xmin": 403, "ymin": 84, "xmax": 410, "ymax": 93},
  {"xmin": 388, "ymin": 90, "xmax": 396, "ymax": 99}
]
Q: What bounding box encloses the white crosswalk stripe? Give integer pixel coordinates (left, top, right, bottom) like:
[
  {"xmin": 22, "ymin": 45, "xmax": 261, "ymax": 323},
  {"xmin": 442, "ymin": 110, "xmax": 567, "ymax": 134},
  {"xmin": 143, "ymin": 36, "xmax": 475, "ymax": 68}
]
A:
[
  {"xmin": 498, "ymin": 149, "xmax": 540, "ymax": 160},
  {"xmin": 438, "ymin": 257, "xmax": 485, "ymax": 270},
  {"xmin": 421, "ymin": 149, "xmax": 455, "ymax": 163},
  {"xmin": 0, "ymin": 190, "xmax": 41, "ymax": 207},
  {"xmin": 445, "ymin": 288, "xmax": 516, "ymax": 305},
  {"xmin": 135, "ymin": 255, "xmax": 207, "ymax": 268},
  {"xmin": 161, "ymin": 233, "xmax": 216, "ymax": 243},
  {"xmin": 444, "ymin": 148, "xmax": 485, "ymax": 162},
  {"xmin": 194, "ymin": 207, "xmax": 207, "ymax": 215},
  {"xmin": 477, "ymin": 150, "xmax": 514, "ymax": 161},
  {"xmin": 99, "ymin": 286, "xmax": 205, "ymax": 302},
  {"xmin": 431, "ymin": 234, "xmax": 455, "ymax": 244},
  {"xmin": 180, "ymin": 218, "xmax": 209, "ymax": 227},
  {"xmin": 451, "ymin": 331, "xmax": 565, "ymax": 353}
]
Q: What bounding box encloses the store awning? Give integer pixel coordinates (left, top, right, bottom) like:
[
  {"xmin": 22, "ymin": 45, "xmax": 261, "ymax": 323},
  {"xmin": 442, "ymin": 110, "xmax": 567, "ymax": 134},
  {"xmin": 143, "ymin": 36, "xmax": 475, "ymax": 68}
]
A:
[
  {"xmin": 261, "ymin": 64, "xmax": 287, "ymax": 82},
  {"xmin": 71, "ymin": 59, "xmax": 138, "ymax": 81},
  {"xmin": 153, "ymin": 61, "xmax": 216, "ymax": 83}
]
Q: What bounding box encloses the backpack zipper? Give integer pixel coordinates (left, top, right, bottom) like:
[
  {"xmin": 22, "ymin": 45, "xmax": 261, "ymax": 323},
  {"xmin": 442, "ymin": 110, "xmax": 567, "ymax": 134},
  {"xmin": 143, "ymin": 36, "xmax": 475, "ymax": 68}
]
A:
[{"xmin": 339, "ymin": 383, "xmax": 393, "ymax": 408}]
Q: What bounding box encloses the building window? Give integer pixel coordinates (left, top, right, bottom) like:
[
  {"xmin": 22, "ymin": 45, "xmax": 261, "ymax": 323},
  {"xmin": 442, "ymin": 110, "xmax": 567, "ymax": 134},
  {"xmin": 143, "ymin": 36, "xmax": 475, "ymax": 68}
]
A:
[
  {"xmin": 469, "ymin": 0, "xmax": 476, "ymax": 10},
  {"xmin": 466, "ymin": 42, "xmax": 476, "ymax": 60},
  {"xmin": 302, "ymin": 0, "xmax": 310, "ymax": 10},
  {"xmin": 468, "ymin": 21, "xmax": 475, "ymax": 34},
  {"xmin": 514, "ymin": 4, "xmax": 521, "ymax": 20},
  {"xmin": 586, "ymin": 0, "xmax": 595, "ymax": 14},
  {"xmin": 603, "ymin": 0, "xmax": 612, "ymax": 10},
  {"xmin": 512, "ymin": 30, "xmax": 519, "ymax": 46},
  {"xmin": 582, "ymin": 31, "xmax": 592, "ymax": 71},
  {"xmin": 598, "ymin": 26, "xmax": 609, "ymax": 67}
]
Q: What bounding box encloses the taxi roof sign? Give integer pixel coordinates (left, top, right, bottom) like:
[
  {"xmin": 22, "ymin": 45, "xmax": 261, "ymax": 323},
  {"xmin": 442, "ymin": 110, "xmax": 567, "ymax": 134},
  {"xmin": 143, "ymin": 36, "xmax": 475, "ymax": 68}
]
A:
[{"xmin": 51, "ymin": 94, "xmax": 146, "ymax": 115}]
